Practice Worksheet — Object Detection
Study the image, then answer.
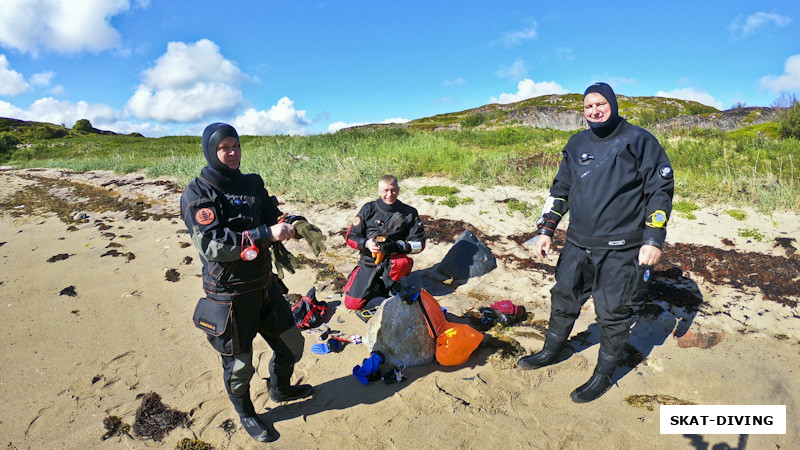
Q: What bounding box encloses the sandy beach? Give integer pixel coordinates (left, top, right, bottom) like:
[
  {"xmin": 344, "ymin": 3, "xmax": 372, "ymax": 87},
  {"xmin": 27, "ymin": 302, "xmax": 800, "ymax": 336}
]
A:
[{"xmin": 0, "ymin": 167, "xmax": 798, "ymax": 449}]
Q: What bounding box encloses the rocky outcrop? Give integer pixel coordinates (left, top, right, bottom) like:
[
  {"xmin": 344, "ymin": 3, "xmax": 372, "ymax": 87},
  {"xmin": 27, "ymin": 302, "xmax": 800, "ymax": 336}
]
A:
[
  {"xmin": 653, "ymin": 107, "xmax": 779, "ymax": 132},
  {"xmin": 364, "ymin": 295, "xmax": 435, "ymax": 367},
  {"xmin": 505, "ymin": 106, "xmax": 586, "ymax": 131}
]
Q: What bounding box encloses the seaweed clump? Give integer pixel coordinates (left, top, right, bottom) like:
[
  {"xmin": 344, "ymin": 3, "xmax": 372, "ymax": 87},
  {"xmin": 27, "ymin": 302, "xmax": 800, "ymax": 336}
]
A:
[
  {"xmin": 101, "ymin": 415, "xmax": 132, "ymax": 440},
  {"xmin": 132, "ymin": 392, "xmax": 188, "ymax": 441},
  {"xmin": 175, "ymin": 438, "xmax": 213, "ymax": 450},
  {"xmin": 625, "ymin": 394, "xmax": 695, "ymax": 411}
]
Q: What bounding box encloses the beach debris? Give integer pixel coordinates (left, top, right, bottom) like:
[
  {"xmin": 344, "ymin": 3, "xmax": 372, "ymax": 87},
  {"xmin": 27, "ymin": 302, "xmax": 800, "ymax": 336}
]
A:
[
  {"xmin": 625, "ymin": 394, "xmax": 695, "ymax": 411},
  {"xmin": 101, "ymin": 249, "xmax": 135, "ymax": 262},
  {"xmin": 674, "ymin": 329, "xmax": 725, "ymax": 349},
  {"xmin": 106, "ymin": 242, "xmax": 123, "ymax": 248},
  {"xmin": 219, "ymin": 418, "xmax": 236, "ymax": 437},
  {"xmin": 132, "ymin": 392, "xmax": 188, "ymax": 441},
  {"xmin": 66, "ymin": 225, "xmax": 79, "ymax": 232},
  {"xmin": 73, "ymin": 212, "xmax": 88, "ymax": 220},
  {"xmin": 60, "ymin": 286, "xmax": 77, "ymax": 297},
  {"xmin": 175, "ymin": 438, "xmax": 212, "ymax": 450},
  {"xmin": 47, "ymin": 253, "xmax": 72, "ymax": 263},
  {"xmin": 179, "ymin": 241, "xmax": 191, "ymax": 248},
  {"xmin": 181, "ymin": 256, "xmax": 193, "ymax": 265},
  {"xmin": 101, "ymin": 415, "xmax": 131, "ymax": 441},
  {"xmin": 437, "ymin": 230, "xmax": 497, "ymax": 280},
  {"xmin": 774, "ymin": 237, "xmax": 797, "ymax": 257},
  {"xmin": 165, "ymin": 269, "xmax": 180, "ymax": 282},
  {"xmin": 365, "ymin": 295, "xmax": 435, "ymax": 367}
]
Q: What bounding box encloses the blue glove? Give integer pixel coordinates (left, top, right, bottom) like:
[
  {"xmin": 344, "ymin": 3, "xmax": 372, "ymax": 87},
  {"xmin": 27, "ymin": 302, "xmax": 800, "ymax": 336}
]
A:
[
  {"xmin": 352, "ymin": 351, "xmax": 384, "ymax": 385},
  {"xmin": 311, "ymin": 343, "xmax": 331, "ymax": 354}
]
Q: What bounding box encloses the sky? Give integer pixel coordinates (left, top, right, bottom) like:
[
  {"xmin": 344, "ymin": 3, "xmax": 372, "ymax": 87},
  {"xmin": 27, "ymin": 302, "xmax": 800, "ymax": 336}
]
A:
[{"xmin": 0, "ymin": 0, "xmax": 798, "ymax": 137}]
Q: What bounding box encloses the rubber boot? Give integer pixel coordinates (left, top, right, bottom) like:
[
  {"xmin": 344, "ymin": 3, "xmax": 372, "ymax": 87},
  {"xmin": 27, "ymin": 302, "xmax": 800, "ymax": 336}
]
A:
[
  {"xmin": 229, "ymin": 395, "xmax": 278, "ymax": 443},
  {"xmin": 517, "ymin": 331, "xmax": 566, "ymax": 370},
  {"xmin": 268, "ymin": 362, "xmax": 314, "ymax": 402},
  {"xmin": 570, "ymin": 356, "xmax": 617, "ymax": 403}
]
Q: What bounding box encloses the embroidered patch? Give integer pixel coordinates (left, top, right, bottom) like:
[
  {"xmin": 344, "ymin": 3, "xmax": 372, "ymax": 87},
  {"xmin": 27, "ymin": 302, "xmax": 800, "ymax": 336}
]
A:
[
  {"xmin": 352, "ymin": 216, "xmax": 361, "ymax": 226},
  {"xmin": 195, "ymin": 208, "xmax": 215, "ymax": 225}
]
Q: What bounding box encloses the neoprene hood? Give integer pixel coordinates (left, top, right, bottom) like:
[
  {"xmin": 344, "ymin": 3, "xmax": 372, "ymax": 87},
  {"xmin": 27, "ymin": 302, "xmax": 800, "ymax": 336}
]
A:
[
  {"xmin": 202, "ymin": 122, "xmax": 240, "ymax": 174},
  {"xmin": 583, "ymin": 82, "xmax": 621, "ymax": 138}
]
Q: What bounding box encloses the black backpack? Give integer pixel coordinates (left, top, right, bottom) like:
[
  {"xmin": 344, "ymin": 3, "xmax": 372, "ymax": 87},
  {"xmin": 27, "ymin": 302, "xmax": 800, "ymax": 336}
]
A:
[{"xmin": 291, "ymin": 287, "xmax": 328, "ymax": 329}]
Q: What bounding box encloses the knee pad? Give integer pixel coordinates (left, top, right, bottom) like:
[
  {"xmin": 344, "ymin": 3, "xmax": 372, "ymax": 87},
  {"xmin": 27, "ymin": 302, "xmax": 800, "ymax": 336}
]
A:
[
  {"xmin": 229, "ymin": 352, "xmax": 255, "ymax": 396},
  {"xmin": 280, "ymin": 327, "xmax": 305, "ymax": 362}
]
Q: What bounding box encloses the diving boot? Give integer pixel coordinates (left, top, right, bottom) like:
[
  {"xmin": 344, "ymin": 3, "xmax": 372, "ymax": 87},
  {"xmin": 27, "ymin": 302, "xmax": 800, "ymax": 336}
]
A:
[
  {"xmin": 517, "ymin": 331, "xmax": 567, "ymax": 370},
  {"xmin": 269, "ymin": 383, "xmax": 314, "ymax": 402},
  {"xmin": 239, "ymin": 415, "xmax": 279, "ymax": 443},
  {"xmin": 517, "ymin": 348, "xmax": 560, "ymax": 370},
  {"xmin": 570, "ymin": 369, "xmax": 613, "ymax": 403}
]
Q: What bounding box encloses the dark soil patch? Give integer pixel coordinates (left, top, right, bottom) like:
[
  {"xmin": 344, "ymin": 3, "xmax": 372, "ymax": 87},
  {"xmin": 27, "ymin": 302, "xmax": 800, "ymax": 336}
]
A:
[{"xmin": 419, "ymin": 216, "xmax": 501, "ymax": 244}]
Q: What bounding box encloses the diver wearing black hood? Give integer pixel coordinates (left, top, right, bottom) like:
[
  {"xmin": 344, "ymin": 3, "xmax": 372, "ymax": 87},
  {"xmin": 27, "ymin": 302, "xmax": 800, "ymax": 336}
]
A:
[
  {"xmin": 181, "ymin": 123, "xmax": 324, "ymax": 442},
  {"xmin": 518, "ymin": 83, "xmax": 674, "ymax": 404}
]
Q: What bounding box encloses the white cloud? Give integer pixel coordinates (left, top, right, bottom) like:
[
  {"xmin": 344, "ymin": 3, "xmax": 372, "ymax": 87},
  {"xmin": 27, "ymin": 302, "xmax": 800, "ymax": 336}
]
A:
[
  {"xmin": 490, "ymin": 79, "xmax": 568, "ymax": 104},
  {"xmin": 0, "ymin": 54, "xmax": 28, "ymax": 96},
  {"xmin": 729, "ymin": 11, "xmax": 792, "ymax": 37},
  {"xmin": 497, "ymin": 21, "xmax": 538, "ymax": 46},
  {"xmin": 327, "ymin": 117, "xmax": 409, "ymax": 133},
  {"xmin": 656, "ymin": 88, "xmax": 723, "ymax": 109},
  {"xmin": 30, "ymin": 71, "xmax": 55, "ymax": 87},
  {"xmin": 0, "ymin": 0, "xmax": 139, "ymax": 55},
  {"xmin": 759, "ymin": 54, "xmax": 800, "ymax": 92},
  {"xmin": 0, "ymin": 96, "xmax": 116, "ymax": 127},
  {"xmin": 125, "ymin": 40, "xmax": 249, "ymax": 122},
  {"xmin": 443, "ymin": 77, "xmax": 466, "ymax": 87},
  {"xmin": 232, "ymin": 97, "xmax": 310, "ymax": 136},
  {"xmin": 497, "ymin": 60, "xmax": 528, "ymax": 81}
]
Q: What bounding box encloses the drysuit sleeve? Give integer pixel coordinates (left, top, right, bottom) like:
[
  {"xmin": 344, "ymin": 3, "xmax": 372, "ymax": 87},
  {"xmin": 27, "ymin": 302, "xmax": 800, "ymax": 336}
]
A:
[
  {"xmin": 345, "ymin": 203, "xmax": 370, "ymax": 251},
  {"xmin": 536, "ymin": 150, "xmax": 571, "ymax": 237},
  {"xmin": 180, "ymin": 182, "xmax": 272, "ymax": 263},
  {"xmin": 397, "ymin": 210, "xmax": 425, "ymax": 254},
  {"xmin": 639, "ymin": 135, "xmax": 674, "ymax": 248}
]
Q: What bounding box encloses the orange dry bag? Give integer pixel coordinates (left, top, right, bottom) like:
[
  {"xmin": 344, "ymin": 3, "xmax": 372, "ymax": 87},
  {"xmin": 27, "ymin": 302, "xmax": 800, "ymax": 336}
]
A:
[{"xmin": 417, "ymin": 289, "xmax": 483, "ymax": 366}]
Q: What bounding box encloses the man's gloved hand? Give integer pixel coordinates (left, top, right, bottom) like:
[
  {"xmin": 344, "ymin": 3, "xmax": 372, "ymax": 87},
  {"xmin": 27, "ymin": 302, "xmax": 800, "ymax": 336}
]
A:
[
  {"xmin": 270, "ymin": 242, "xmax": 299, "ymax": 279},
  {"xmin": 292, "ymin": 219, "xmax": 327, "ymax": 257},
  {"xmin": 379, "ymin": 239, "xmax": 405, "ymax": 255}
]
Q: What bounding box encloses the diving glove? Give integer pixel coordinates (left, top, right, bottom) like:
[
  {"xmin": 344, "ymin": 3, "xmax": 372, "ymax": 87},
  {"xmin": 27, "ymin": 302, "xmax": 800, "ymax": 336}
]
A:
[
  {"xmin": 270, "ymin": 242, "xmax": 300, "ymax": 279},
  {"xmin": 292, "ymin": 219, "xmax": 327, "ymax": 257}
]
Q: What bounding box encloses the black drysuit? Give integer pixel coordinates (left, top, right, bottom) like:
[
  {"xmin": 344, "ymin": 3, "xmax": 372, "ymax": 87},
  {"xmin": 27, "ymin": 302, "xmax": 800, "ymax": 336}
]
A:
[
  {"xmin": 538, "ymin": 118, "xmax": 674, "ymax": 373},
  {"xmin": 181, "ymin": 124, "xmax": 303, "ymax": 418},
  {"xmin": 344, "ymin": 198, "xmax": 425, "ymax": 309}
]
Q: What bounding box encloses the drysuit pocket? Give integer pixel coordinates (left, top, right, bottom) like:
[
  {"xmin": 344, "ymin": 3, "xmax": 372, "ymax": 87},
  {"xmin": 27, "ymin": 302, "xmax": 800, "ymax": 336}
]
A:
[
  {"xmin": 193, "ymin": 297, "xmax": 233, "ymax": 337},
  {"xmin": 624, "ymin": 263, "xmax": 653, "ymax": 306}
]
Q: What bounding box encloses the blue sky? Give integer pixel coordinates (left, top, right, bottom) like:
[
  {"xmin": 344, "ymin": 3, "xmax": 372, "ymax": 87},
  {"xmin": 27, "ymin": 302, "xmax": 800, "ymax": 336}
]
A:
[{"xmin": 0, "ymin": 1, "xmax": 798, "ymax": 137}]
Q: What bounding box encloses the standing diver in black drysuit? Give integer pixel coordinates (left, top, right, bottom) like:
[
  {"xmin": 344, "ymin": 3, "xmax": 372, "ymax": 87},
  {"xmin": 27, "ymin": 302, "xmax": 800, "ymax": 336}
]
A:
[
  {"xmin": 181, "ymin": 123, "xmax": 325, "ymax": 442},
  {"xmin": 517, "ymin": 83, "xmax": 674, "ymax": 403}
]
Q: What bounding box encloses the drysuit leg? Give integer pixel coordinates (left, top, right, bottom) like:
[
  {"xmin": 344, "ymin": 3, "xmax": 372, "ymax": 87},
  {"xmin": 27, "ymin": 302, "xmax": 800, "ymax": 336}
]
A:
[
  {"xmin": 589, "ymin": 246, "xmax": 639, "ymax": 373},
  {"xmin": 547, "ymin": 241, "xmax": 595, "ymax": 341}
]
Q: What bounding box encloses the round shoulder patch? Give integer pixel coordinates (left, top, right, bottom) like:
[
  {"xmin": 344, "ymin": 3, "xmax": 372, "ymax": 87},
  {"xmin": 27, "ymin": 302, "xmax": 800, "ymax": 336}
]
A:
[
  {"xmin": 352, "ymin": 216, "xmax": 361, "ymax": 226},
  {"xmin": 195, "ymin": 208, "xmax": 215, "ymax": 225}
]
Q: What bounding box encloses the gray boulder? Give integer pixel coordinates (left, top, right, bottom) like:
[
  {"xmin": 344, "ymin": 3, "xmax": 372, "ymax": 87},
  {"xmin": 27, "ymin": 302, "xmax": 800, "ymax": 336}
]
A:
[{"xmin": 364, "ymin": 295, "xmax": 435, "ymax": 367}]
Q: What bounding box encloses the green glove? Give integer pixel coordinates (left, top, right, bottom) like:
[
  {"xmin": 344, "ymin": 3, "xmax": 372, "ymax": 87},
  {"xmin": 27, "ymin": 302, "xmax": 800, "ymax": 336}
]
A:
[
  {"xmin": 293, "ymin": 219, "xmax": 327, "ymax": 257},
  {"xmin": 270, "ymin": 242, "xmax": 300, "ymax": 279}
]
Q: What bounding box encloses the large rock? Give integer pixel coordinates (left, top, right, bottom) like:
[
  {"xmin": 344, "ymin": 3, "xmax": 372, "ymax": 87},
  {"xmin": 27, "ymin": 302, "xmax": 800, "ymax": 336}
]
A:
[
  {"xmin": 365, "ymin": 295, "xmax": 435, "ymax": 367},
  {"xmin": 436, "ymin": 230, "xmax": 497, "ymax": 280}
]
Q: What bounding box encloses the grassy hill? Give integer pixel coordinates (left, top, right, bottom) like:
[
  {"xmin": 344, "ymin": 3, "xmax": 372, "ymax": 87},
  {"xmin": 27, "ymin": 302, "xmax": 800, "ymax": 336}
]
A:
[{"xmin": 1, "ymin": 94, "xmax": 797, "ymax": 212}]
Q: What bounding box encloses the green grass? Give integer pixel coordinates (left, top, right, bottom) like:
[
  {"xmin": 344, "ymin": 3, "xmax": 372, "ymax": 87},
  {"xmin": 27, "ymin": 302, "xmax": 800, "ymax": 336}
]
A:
[
  {"xmin": 738, "ymin": 228, "xmax": 766, "ymax": 242},
  {"xmin": 416, "ymin": 185, "xmax": 460, "ymax": 196},
  {"xmin": 673, "ymin": 200, "xmax": 700, "ymax": 220},
  {"xmin": 725, "ymin": 209, "xmax": 748, "ymax": 221},
  {"xmin": 3, "ymin": 120, "xmax": 800, "ymax": 213}
]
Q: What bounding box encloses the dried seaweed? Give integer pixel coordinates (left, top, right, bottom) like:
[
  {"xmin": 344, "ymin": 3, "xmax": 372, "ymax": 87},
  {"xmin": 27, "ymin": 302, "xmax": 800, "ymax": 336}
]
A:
[
  {"xmin": 101, "ymin": 415, "xmax": 131, "ymax": 441},
  {"xmin": 132, "ymin": 392, "xmax": 188, "ymax": 441},
  {"xmin": 625, "ymin": 394, "xmax": 695, "ymax": 411},
  {"xmin": 60, "ymin": 286, "xmax": 77, "ymax": 297},
  {"xmin": 47, "ymin": 253, "xmax": 72, "ymax": 263},
  {"xmin": 165, "ymin": 269, "xmax": 180, "ymax": 282}
]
